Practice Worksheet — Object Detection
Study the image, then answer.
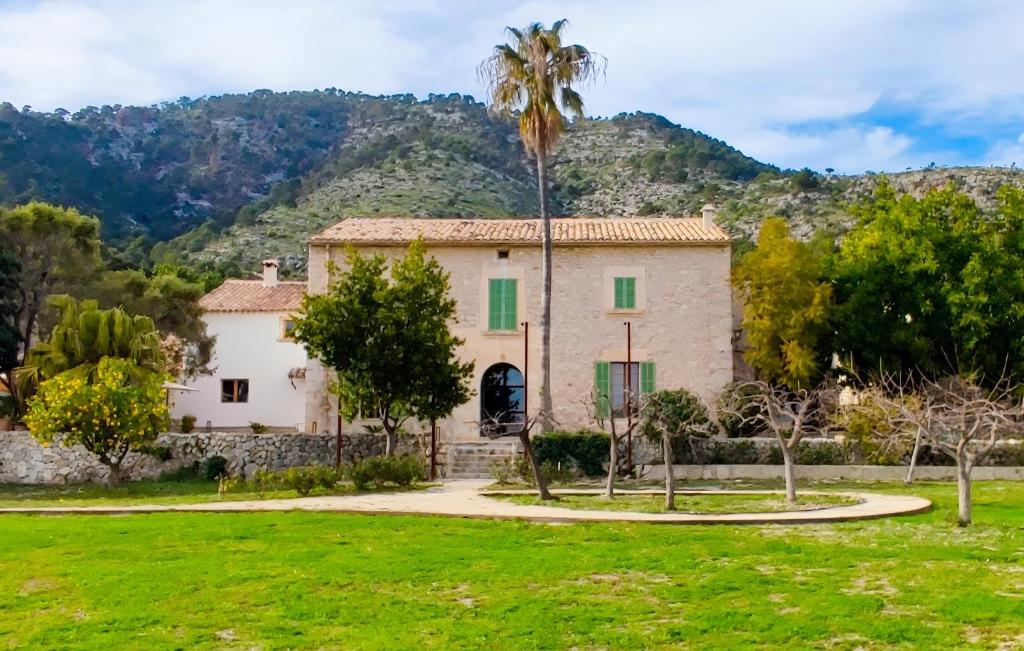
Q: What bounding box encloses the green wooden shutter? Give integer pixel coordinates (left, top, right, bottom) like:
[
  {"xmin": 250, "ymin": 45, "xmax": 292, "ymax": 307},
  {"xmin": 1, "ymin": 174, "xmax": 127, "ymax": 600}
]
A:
[
  {"xmin": 503, "ymin": 279, "xmax": 517, "ymax": 330},
  {"xmin": 488, "ymin": 279, "xmax": 502, "ymax": 330},
  {"xmin": 594, "ymin": 361, "xmax": 610, "ymax": 419},
  {"xmin": 640, "ymin": 361, "xmax": 655, "ymax": 395},
  {"xmin": 614, "ymin": 277, "xmax": 636, "ymax": 309}
]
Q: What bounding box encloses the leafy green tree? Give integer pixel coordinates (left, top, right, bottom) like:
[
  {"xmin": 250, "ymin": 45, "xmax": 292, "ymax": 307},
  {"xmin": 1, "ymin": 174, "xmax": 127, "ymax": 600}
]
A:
[
  {"xmin": 733, "ymin": 218, "xmax": 833, "ymax": 388},
  {"xmin": 24, "ymin": 357, "xmax": 169, "ymax": 485},
  {"xmin": 69, "ymin": 269, "xmax": 215, "ymax": 377},
  {"xmin": 640, "ymin": 389, "xmax": 712, "ymax": 510},
  {"xmin": 480, "ymin": 19, "xmax": 603, "ymax": 431},
  {"xmin": 790, "ymin": 168, "xmax": 820, "ymax": 191},
  {"xmin": 293, "ymin": 240, "xmax": 474, "ymax": 457},
  {"xmin": 0, "ymin": 202, "xmax": 101, "ymax": 378},
  {"xmin": 830, "ymin": 181, "xmax": 1024, "ymax": 382},
  {"xmin": 15, "ymin": 296, "xmax": 166, "ymax": 399}
]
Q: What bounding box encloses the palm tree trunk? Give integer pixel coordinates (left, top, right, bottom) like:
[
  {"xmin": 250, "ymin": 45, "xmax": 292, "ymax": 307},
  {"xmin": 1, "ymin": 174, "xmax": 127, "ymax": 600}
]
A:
[{"xmin": 536, "ymin": 148, "xmax": 554, "ymax": 432}]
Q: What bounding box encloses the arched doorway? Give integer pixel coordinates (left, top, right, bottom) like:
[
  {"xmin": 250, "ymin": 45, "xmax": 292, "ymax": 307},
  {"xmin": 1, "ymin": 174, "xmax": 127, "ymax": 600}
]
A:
[{"xmin": 480, "ymin": 363, "xmax": 525, "ymax": 437}]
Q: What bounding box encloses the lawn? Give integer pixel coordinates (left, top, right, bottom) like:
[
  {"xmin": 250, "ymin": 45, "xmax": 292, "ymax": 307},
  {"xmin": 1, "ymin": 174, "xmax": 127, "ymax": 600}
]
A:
[
  {"xmin": 0, "ymin": 480, "xmax": 426, "ymax": 508},
  {"xmin": 2, "ymin": 480, "xmax": 1024, "ymax": 649},
  {"xmin": 490, "ymin": 491, "xmax": 858, "ymax": 514}
]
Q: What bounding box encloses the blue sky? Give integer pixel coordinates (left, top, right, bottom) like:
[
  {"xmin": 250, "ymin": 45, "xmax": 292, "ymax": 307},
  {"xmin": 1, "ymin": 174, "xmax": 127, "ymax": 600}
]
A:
[{"xmin": 2, "ymin": 0, "xmax": 1023, "ymax": 173}]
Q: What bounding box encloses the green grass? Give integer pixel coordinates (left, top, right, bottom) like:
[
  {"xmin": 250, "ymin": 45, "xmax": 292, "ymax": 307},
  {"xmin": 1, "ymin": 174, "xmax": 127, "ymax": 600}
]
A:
[
  {"xmin": 2, "ymin": 480, "xmax": 1024, "ymax": 649},
  {"xmin": 0, "ymin": 480, "xmax": 426, "ymax": 508},
  {"xmin": 491, "ymin": 491, "xmax": 858, "ymax": 514}
]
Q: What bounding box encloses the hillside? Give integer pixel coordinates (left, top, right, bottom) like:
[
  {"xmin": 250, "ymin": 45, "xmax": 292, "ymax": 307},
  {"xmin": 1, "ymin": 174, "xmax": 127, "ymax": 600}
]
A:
[{"xmin": 3, "ymin": 89, "xmax": 1023, "ymax": 275}]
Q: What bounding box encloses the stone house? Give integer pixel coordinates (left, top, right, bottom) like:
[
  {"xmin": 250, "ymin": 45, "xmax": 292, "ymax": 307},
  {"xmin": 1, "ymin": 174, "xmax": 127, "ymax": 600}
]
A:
[
  {"xmin": 171, "ymin": 260, "xmax": 309, "ymax": 431},
  {"xmin": 303, "ymin": 212, "xmax": 734, "ymax": 445}
]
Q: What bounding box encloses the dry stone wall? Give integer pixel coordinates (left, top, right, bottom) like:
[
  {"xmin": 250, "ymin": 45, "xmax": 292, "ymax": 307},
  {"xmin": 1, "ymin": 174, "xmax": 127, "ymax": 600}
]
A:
[{"xmin": 0, "ymin": 430, "xmax": 424, "ymax": 485}]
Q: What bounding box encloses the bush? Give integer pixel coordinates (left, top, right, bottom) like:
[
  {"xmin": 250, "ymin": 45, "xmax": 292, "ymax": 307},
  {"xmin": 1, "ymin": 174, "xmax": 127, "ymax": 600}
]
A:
[
  {"xmin": 533, "ymin": 431, "xmax": 610, "ymax": 477},
  {"xmin": 249, "ymin": 421, "xmax": 269, "ymax": 434},
  {"xmin": 350, "ymin": 455, "xmax": 423, "ymax": 490},
  {"xmin": 180, "ymin": 414, "xmax": 196, "ymax": 433},
  {"xmin": 202, "ymin": 455, "xmax": 229, "ymax": 480},
  {"xmin": 284, "ymin": 466, "xmax": 318, "ymax": 496}
]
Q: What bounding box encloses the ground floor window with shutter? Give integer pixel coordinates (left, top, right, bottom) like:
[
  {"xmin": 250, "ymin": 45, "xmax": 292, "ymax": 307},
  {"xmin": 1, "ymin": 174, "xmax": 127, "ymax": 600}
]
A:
[
  {"xmin": 221, "ymin": 379, "xmax": 249, "ymax": 403},
  {"xmin": 594, "ymin": 360, "xmax": 655, "ymax": 418}
]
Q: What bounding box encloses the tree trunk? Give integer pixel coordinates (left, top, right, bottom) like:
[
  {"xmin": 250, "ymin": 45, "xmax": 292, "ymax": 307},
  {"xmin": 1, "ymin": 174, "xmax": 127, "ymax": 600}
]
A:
[
  {"xmin": 956, "ymin": 456, "xmax": 972, "ymax": 527},
  {"xmin": 905, "ymin": 426, "xmax": 923, "ymax": 484},
  {"xmin": 604, "ymin": 435, "xmax": 618, "ymax": 499},
  {"xmin": 536, "ymin": 149, "xmax": 554, "ymax": 432},
  {"xmin": 780, "ymin": 444, "xmax": 797, "ymax": 504},
  {"xmin": 520, "ymin": 429, "xmax": 554, "ymax": 500},
  {"xmin": 663, "ymin": 433, "xmax": 675, "ymax": 510},
  {"xmin": 106, "ymin": 462, "xmax": 123, "ymax": 487},
  {"xmin": 382, "ymin": 419, "xmax": 397, "ymax": 457}
]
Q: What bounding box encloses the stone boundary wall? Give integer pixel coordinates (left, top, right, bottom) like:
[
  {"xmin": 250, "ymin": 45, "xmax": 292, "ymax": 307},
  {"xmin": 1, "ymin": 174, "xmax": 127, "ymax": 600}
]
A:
[
  {"xmin": 639, "ymin": 464, "xmax": 1024, "ymax": 481},
  {"xmin": 0, "ymin": 431, "xmax": 425, "ymax": 485}
]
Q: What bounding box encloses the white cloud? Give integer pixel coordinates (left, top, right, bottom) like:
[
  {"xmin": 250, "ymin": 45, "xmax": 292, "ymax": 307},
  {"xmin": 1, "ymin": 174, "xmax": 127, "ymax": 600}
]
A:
[
  {"xmin": 1, "ymin": 0, "xmax": 1022, "ymax": 171},
  {"xmin": 986, "ymin": 133, "xmax": 1024, "ymax": 167}
]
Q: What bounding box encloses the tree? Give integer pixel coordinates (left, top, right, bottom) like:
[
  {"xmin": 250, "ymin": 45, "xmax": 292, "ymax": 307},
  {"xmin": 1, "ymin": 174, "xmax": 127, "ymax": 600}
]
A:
[
  {"xmin": 585, "ymin": 389, "xmax": 642, "ymax": 500},
  {"xmin": 790, "ymin": 168, "xmax": 820, "ymax": 191},
  {"xmin": 830, "ymin": 181, "xmax": 1024, "ymax": 382},
  {"xmin": 15, "ymin": 296, "xmax": 166, "ymax": 399},
  {"xmin": 0, "ymin": 202, "xmax": 101, "ymax": 404},
  {"xmin": 480, "ymin": 20, "xmax": 603, "ymax": 431},
  {"xmin": 719, "ymin": 381, "xmax": 830, "ymax": 504},
  {"xmin": 734, "ymin": 218, "xmax": 832, "ymax": 388},
  {"xmin": 640, "ymin": 389, "xmax": 712, "ymax": 510},
  {"xmin": 24, "ymin": 357, "xmax": 168, "ymax": 485},
  {"xmin": 69, "ymin": 269, "xmax": 215, "ymax": 377},
  {"xmin": 293, "ymin": 240, "xmax": 474, "ymax": 456},
  {"xmin": 0, "ymin": 251, "xmax": 20, "ymax": 386},
  {"xmin": 868, "ymin": 373, "xmax": 1022, "ymax": 526}
]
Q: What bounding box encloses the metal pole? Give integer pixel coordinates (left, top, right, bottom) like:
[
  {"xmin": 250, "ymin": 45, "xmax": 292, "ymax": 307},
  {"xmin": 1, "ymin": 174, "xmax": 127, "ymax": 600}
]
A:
[
  {"xmin": 522, "ymin": 321, "xmax": 529, "ymax": 428},
  {"xmin": 625, "ymin": 321, "xmax": 633, "ymax": 475}
]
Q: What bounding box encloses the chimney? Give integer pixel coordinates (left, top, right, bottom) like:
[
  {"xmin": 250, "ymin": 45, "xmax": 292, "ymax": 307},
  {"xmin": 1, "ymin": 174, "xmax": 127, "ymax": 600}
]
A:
[
  {"xmin": 701, "ymin": 204, "xmax": 718, "ymax": 229},
  {"xmin": 261, "ymin": 259, "xmax": 279, "ymax": 288}
]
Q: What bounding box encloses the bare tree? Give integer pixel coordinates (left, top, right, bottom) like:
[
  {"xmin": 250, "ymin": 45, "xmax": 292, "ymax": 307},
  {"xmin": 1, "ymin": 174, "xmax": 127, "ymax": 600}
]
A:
[
  {"xmin": 584, "ymin": 389, "xmax": 643, "ymax": 499},
  {"xmin": 870, "ymin": 373, "xmax": 1023, "ymax": 525},
  {"xmin": 639, "ymin": 389, "xmax": 713, "ymax": 510},
  {"xmin": 718, "ymin": 381, "xmax": 831, "ymax": 504},
  {"xmin": 481, "ymin": 409, "xmax": 556, "ymax": 501}
]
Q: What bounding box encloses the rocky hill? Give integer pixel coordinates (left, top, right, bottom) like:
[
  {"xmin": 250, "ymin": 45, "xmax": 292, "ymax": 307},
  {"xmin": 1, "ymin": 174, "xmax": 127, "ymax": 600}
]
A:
[{"xmin": 3, "ymin": 89, "xmax": 1022, "ymax": 276}]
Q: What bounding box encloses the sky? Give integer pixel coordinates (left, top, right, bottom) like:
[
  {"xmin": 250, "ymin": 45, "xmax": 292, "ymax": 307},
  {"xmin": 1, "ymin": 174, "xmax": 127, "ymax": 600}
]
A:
[{"xmin": 1, "ymin": 0, "xmax": 1023, "ymax": 173}]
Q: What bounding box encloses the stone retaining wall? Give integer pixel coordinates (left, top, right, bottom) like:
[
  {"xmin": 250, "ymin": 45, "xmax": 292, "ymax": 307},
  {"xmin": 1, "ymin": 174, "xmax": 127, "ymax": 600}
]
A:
[{"xmin": 0, "ymin": 430, "xmax": 425, "ymax": 485}]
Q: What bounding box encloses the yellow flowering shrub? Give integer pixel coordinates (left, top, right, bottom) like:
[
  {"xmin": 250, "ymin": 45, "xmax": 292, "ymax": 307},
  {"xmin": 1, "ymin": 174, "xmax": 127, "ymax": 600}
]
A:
[{"xmin": 24, "ymin": 357, "xmax": 169, "ymax": 483}]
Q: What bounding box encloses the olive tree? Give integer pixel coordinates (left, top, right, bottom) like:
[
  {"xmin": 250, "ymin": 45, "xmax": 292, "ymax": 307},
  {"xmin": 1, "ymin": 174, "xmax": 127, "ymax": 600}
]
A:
[{"xmin": 640, "ymin": 389, "xmax": 712, "ymax": 510}]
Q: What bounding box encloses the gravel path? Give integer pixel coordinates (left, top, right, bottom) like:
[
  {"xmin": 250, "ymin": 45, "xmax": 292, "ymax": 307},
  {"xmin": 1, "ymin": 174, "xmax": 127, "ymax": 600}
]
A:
[{"xmin": 0, "ymin": 481, "xmax": 932, "ymax": 524}]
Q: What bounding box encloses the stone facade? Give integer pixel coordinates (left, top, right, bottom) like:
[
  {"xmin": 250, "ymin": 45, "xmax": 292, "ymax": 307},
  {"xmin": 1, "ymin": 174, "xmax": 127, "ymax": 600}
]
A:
[
  {"xmin": 305, "ymin": 240, "xmax": 734, "ymax": 442},
  {"xmin": 0, "ymin": 430, "xmax": 425, "ymax": 485}
]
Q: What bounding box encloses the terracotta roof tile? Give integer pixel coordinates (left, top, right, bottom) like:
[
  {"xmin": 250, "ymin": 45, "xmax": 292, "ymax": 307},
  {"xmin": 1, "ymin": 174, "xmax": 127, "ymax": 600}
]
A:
[
  {"xmin": 199, "ymin": 280, "xmax": 306, "ymax": 313},
  {"xmin": 310, "ymin": 217, "xmax": 730, "ymax": 246}
]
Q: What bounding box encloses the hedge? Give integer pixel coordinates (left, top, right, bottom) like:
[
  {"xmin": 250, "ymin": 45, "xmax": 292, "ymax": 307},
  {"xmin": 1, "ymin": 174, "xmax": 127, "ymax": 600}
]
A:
[{"xmin": 533, "ymin": 431, "xmax": 1024, "ymax": 467}]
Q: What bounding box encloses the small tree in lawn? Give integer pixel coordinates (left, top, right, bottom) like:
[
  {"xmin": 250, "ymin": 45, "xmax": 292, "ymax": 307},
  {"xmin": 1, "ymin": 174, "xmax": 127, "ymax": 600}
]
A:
[
  {"xmin": 294, "ymin": 239, "xmax": 474, "ymax": 457},
  {"xmin": 640, "ymin": 389, "xmax": 712, "ymax": 510},
  {"xmin": 584, "ymin": 388, "xmax": 643, "ymax": 500},
  {"xmin": 24, "ymin": 357, "xmax": 169, "ymax": 485},
  {"xmin": 719, "ymin": 381, "xmax": 830, "ymax": 504},
  {"xmin": 870, "ymin": 373, "xmax": 1022, "ymax": 526}
]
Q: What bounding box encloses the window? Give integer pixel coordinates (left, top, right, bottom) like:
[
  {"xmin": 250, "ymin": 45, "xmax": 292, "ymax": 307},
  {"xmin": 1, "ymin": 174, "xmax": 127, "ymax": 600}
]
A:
[
  {"xmin": 488, "ymin": 278, "xmax": 518, "ymax": 331},
  {"xmin": 614, "ymin": 276, "xmax": 637, "ymax": 310},
  {"xmin": 280, "ymin": 317, "xmax": 297, "ymax": 341},
  {"xmin": 497, "ymin": 249, "xmax": 510, "ymax": 260},
  {"xmin": 221, "ymin": 379, "xmax": 249, "ymax": 403},
  {"xmin": 480, "ymin": 363, "xmax": 525, "ymax": 436},
  {"xmin": 594, "ymin": 361, "xmax": 655, "ymax": 418}
]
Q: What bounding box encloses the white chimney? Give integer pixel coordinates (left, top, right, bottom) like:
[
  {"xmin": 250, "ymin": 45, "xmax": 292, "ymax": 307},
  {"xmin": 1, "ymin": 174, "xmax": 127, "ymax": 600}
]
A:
[
  {"xmin": 701, "ymin": 204, "xmax": 718, "ymax": 229},
  {"xmin": 261, "ymin": 259, "xmax": 279, "ymax": 288}
]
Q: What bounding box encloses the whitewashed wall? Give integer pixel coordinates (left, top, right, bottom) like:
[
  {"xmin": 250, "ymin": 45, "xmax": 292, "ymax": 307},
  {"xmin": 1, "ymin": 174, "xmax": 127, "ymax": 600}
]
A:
[{"xmin": 172, "ymin": 312, "xmax": 307, "ymax": 430}]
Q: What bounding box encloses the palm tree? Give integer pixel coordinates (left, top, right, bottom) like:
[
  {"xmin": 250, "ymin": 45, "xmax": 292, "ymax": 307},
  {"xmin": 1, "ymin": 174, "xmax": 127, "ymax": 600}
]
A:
[
  {"xmin": 14, "ymin": 295, "xmax": 166, "ymax": 399},
  {"xmin": 480, "ymin": 20, "xmax": 603, "ymax": 494}
]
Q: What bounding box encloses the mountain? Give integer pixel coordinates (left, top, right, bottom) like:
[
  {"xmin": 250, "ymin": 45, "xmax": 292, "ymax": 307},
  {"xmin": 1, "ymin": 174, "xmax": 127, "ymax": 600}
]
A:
[{"xmin": 3, "ymin": 89, "xmax": 1022, "ymax": 275}]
